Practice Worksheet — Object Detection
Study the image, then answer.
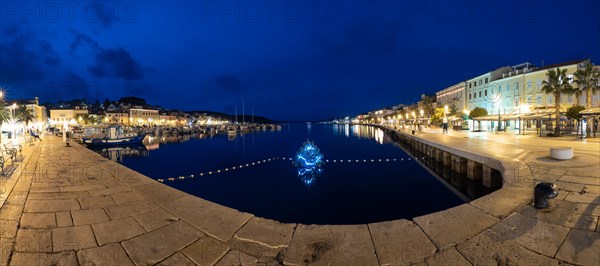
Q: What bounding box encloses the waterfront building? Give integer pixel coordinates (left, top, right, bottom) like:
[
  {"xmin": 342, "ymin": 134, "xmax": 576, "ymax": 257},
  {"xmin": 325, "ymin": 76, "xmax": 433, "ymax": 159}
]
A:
[
  {"xmin": 436, "ymin": 82, "xmax": 467, "ymax": 112},
  {"xmin": 159, "ymin": 114, "xmax": 177, "ymax": 125},
  {"xmin": 49, "ymin": 105, "xmax": 89, "ymax": 126},
  {"xmin": 465, "ymin": 59, "xmax": 600, "ymax": 132},
  {"xmin": 466, "ymin": 66, "xmax": 513, "ymax": 112},
  {"xmin": 129, "ymin": 108, "xmax": 160, "ymax": 125},
  {"xmin": 105, "ymin": 110, "xmax": 130, "ymax": 124},
  {"xmin": 2, "ymin": 97, "xmax": 48, "ymax": 136}
]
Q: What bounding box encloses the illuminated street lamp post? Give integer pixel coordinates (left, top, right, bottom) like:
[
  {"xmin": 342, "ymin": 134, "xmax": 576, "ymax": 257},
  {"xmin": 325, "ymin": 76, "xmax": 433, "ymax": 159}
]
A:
[{"xmin": 12, "ymin": 103, "xmax": 16, "ymax": 140}]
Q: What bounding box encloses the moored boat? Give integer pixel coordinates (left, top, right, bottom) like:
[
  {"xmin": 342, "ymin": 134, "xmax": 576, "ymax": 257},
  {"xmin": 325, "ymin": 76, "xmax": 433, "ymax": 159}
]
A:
[{"xmin": 82, "ymin": 126, "xmax": 146, "ymax": 146}]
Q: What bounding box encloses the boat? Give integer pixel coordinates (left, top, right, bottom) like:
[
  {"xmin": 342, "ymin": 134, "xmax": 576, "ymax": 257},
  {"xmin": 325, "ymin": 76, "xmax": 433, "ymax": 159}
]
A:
[
  {"xmin": 82, "ymin": 126, "xmax": 146, "ymax": 146},
  {"xmin": 227, "ymin": 126, "xmax": 237, "ymax": 136}
]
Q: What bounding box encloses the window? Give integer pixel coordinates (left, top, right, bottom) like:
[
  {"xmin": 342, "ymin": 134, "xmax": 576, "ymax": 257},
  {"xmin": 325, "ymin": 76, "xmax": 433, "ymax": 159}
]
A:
[
  {"xmin": 485, "ymin": 78, "xmax": 488, "ymax": 83},
  {"xmin": 479, "ymin": 80, "xmax": 482, "ymax": 85},
  {"xmin": 469, "ymin": 93, "xmax": 472, "ymax": 99},
  {"xmin": 548, "ymin": 96, "xmax": 552, "ymax": 105},
  {"xmin": 484, "ymin": 90, "xmax": 487, "ymax": 96},
  {"xmin": 479, "ymin": 91, "xmax": 482, "ymax": 97},
  {"xmin": 537, "ymin": 96, "xmax": 542, "ymax": 105}
]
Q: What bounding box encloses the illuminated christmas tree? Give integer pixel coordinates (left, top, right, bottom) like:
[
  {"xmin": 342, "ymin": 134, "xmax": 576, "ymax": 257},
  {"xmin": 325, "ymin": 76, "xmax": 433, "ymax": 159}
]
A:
[{"xmin": 294, "ymin": 140, "xmax": 324, "ymax": 186}]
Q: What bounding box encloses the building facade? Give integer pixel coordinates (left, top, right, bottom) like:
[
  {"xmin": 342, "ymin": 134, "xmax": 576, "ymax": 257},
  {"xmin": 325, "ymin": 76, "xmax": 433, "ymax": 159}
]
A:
[
  {"xmin": 129, "ymin": 108, "xmax": 159, "ymax": 125},
  {"xmin": 49, "ymin": 106, "xmax": 89, "ymax": 126},
  {"xmin": 435, "ymin": 82, "xmax": 467, "ymax": 112}
]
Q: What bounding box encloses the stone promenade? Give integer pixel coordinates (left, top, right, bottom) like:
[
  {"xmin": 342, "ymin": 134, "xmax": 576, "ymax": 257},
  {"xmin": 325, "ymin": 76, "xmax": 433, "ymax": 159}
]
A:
[{"xmin": 0, "ymin": 130, "xmax": 598, "ymax": 265}]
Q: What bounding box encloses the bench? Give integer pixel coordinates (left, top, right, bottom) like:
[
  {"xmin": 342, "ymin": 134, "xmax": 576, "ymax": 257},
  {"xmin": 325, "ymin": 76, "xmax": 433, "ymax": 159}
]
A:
[
  {"xmin": 0, "ymin": 149, "xmax": 13, "ymax": 175},
  {"xmin": 4, "ymin": 142, "xmax": 22, "ymax": 160},
  {"xmin": 550, "ymin": 147, "xmax": 573, "ymax": 160},
  {"xmin": 24, "ymin": 135, "xmax": 35, "ymax": 146}
]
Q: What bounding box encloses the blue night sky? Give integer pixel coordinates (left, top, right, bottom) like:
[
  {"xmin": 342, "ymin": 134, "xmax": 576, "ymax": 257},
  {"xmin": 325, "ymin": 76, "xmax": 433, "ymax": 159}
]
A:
[{"xmin": 1, "ymin": 0, "xmax": 599, "ymax": 121}]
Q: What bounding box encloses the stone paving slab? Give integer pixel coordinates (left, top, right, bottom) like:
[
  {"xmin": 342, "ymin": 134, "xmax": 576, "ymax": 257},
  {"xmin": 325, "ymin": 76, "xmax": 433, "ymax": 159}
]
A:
[
  {"xmin": 20, "ymin": 212, "xmax": 56, "ymax": 228},
  {"xmin": 423, "ymin": 246, "xmax": 470, "ymax": 266},
  {"xmin": 486, "ymin": 212, "xmax": 571, "ymax": 257},
  {"xmin": 91, "ymin": 217, "xmax": 146, "ymax": 246},
  {"xmin": 133, "ymin": 208, "xmax": 180, "ymax": 232},
  {"xmin": 215, "ymin": 249, "xmax": 261, "ymax": 266},
  {"xmin": 77, "ymin": 243, "xmax": 135, "ymax": 266},
  {"xmin": 71, "ymin": 208, "xmax": 110, "ymax": 225},
  {"xmin": 368, "ymin": 219, "xmax": 436, "ymax": 265},
  {"xmin": 79, "ymin": 195, "xmax": 117, "ymax": 209},
  {"xmin": 456, "ymin": 232, "xmax": 562, "ymax": 265},
  {"xmin": 122, "ymin": 220, "xmax": 203, "ymax": 265},
  {"xmin": 158, "ymin": 252, "xmax": 196, "ymax": 266},
  {"xmin": 14, "ymin": 228, "xmax": 52, "ymax": 252},
  {"xmin": 104, "ymin": 199, "xmax": 158, "ymax": 219},
  {"xmin": 9, "ymin": 251, "xmax": 78, "ymax": 266},
  {"xmin": 181, "ymin": 235, "xmax": 230, "ymax": 265},
  {"xmin": 555, "ymin": 229, "xmax": 600, "ymax": 265},
  {"xmin": 24, "ymin": 199, "xmax": 80, "ymax": 212},
  {"xmin": 52, "ymin": 225, "xmax": 97, "ymax": 252},
  {"xmin": 282, "ymin": 224, "xmax": 379, "ymax": 265},
  {"xmin": 414, "ymin": 203, "xmax": 499, "ymax": 248},
  {"xmin": 234, "ymin": 216, "xmax": 295, "ymax": 248},
  {"xmin": 469, "ymin": 187, "xmax": 532, "ymax": 218},
  {"xmin": 160, "ymin": 195, "xmax": 253, "ymax": 242}
]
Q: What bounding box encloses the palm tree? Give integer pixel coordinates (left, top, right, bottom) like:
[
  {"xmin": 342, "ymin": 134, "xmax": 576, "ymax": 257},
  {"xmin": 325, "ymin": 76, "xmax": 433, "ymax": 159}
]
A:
[
  {"xmin": 574, "ymin": 62, "xmax": 600, "ymax": 109},
  {"xmin": 15, "ymin": 104, "xmax": 35, "ymax": 130},
  {"xmin": 0, "ymin": 101, "xmax": 12, "ymax": 143},
  {"xmin": 542, "ymin": 67, "xmax": 574, "ymax": 135}
]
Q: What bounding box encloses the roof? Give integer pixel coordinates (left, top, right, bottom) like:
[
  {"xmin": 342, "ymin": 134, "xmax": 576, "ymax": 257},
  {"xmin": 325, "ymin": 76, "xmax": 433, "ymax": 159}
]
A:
[{"xmin": 529, "ymin": 59, "xmax": 588, "ymax": 74}]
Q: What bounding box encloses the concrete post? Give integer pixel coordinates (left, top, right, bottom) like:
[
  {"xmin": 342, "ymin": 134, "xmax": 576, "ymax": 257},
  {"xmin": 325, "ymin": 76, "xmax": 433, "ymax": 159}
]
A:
[
  {"xmin": 483, "ymin": 165, "xmax": 502, "ymax": 188},
  {"xmin": 442, "ymin": 152, "xmax": 451, "ymax": 167},
  {"xmin": 452, "ymin": 155, "xmax": 467, "ymax": 174},
  {"xmin": 467, "ymin": 160, "xmax": 483, "ymax": 180}
]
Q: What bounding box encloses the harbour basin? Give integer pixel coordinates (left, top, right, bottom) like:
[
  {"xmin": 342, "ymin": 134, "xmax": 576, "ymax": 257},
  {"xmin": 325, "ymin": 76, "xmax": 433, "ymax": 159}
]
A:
[{"xmin": 91, "ymin": 124, "xmax": 495, "ymax": 224}]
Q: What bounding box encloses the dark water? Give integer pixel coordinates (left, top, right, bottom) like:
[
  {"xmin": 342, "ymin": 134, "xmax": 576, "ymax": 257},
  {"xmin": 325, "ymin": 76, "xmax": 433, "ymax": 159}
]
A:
[{"xmin": 93, "ymin": 124, "xmax": 467, "ymax": 224}]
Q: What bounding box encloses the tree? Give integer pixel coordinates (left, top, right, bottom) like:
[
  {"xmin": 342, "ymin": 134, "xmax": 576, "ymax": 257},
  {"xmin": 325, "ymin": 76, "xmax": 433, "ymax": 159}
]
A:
[
  {"xmin": 0, "ymin": 101, "xmax": 12, "ymax": 143},
  {"xmin": 574, "ymin": 62, "xmax": 600, "ymax": 109},
  {"xmin": 75, "ymin": 114, "xmax": 95, "ymax": 125},
  {"xmin": 469, "ymin": 107, "xmax": 488, "ymax": 131},
  {"xmin": 15, "ymin": 104, "xmax": 35, "ymax": 129},
  {"xmin": 541, "ymin": 67, "xmax": 573, "ymax": 135},
  {"xmin": 566, "ymin": 105, "xmax": 586, "ymax": 135},
  {"xmin": 574, "ymin": 62, "xmax": 600, "ymax": 136},
  {"xmin": 103, "ymin": 99, "xmax": 111, "ymax": 109},
  {"xmin": 118, "ymin": 96, "xmax": 146, "ymax": 106}
]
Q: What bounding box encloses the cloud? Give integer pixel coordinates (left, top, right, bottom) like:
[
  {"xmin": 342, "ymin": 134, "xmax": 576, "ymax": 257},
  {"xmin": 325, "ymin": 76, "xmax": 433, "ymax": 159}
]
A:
[
  {"xmin": 88, "ymin": 48, "xmax": 145, "ymax": 80},
  {"xmin": 40, "ymin": 41, "xmax": 60, "ymax": 66},
  {"xmin": 69, "ymin": 30, "xmax": 100, "ymax": 56},
  {"xmin": 59, "ymin": 71, "xmax": 90, "ymax": 98},
  {"xmin": 0, "ymin": 36, "xmax": 45, "ymax": 83}
]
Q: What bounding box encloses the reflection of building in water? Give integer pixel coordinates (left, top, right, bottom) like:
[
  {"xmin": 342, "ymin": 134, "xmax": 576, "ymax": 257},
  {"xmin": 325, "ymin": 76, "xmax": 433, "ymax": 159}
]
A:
[
  {"xmin": 349, "ymin": 125, "xmax": 386, "ymax": 144},
  {"xmin": 100, "ymin": 146, "xmax": 149, "ymax": 164},
  {"xmin": 143, "ymin": 136, "xmax": 160, "ymax": 150}
]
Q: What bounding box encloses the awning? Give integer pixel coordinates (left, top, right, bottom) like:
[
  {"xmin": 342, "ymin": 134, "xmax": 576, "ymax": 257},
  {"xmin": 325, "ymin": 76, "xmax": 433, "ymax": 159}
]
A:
[
  {"xmin": 473, "ymin": 114, "xmax": 504, "ymax": 121},
  {"xmin": 580, "ymin": 107, "xmax": 600, "ymax": 115}
]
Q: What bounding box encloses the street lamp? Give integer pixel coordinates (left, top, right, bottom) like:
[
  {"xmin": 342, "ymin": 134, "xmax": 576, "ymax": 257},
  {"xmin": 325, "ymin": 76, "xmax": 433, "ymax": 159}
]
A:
[{"xmin": 11, "ymin": 103, "xmax": 16, "ymax": 139}]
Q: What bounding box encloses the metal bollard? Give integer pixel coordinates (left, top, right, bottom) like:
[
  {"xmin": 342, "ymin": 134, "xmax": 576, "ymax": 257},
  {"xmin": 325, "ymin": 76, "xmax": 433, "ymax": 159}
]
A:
[{"xmin": 534, "ymin": 182, "xmax": 558, "ymax": 209}]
